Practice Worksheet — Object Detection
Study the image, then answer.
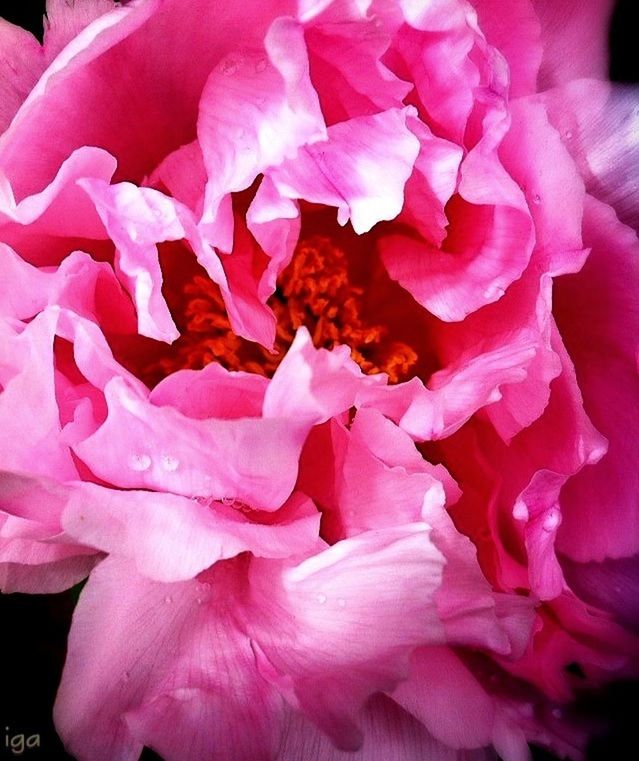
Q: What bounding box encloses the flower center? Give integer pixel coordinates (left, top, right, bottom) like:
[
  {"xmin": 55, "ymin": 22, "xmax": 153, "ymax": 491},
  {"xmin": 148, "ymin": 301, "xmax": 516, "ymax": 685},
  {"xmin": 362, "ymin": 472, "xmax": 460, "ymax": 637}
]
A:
[{"xmin": 146, "ymin": 235, "xmax": 420, "ymax": 385}]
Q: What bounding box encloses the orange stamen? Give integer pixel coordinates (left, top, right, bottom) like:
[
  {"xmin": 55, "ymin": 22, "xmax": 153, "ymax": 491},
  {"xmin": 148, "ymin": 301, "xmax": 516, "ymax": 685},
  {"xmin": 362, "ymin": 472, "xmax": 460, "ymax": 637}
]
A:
[{"xmin": 149, "ymin": 236, "xmax": 419, "ymax": 384}]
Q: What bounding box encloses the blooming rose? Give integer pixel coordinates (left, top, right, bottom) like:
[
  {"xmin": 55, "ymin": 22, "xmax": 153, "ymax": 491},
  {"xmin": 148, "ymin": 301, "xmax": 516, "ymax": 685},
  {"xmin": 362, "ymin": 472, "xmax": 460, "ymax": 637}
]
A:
[{"xmin": 1, "ymin": 0, "xmax": 638, "ymax": 759}]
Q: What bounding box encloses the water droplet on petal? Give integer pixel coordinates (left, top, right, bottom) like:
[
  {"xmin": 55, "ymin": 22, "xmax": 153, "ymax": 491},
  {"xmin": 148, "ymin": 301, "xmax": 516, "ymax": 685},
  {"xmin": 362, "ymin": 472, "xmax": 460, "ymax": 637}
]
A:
[
  {"xmin": 164, "ymin": 595, "xmax": 173, "ymax": 604},
  {"xmin": 161, "ymin": 454, "xmax": 180, "ymax": 472},
  {"xmin": 129, "ymin": 453, "xmax": 151, "ymax": 472},
  {"xmin": 316, "ymin": 593, "xmax": 327, "ymax": 604},
  {"xmin": 512, "ymin": 501, "xmax": 529, "ymax": 522},
  {"xmin": 564, "ymin": 130, "xmax": 573, "ymax": 140},
  {"xmin": 196, "ymin": 597, "xmax": 203, "ymax": 605},
  {"xmin": 532, "ymin": 194, "xmax": 541, "ymax": 205}
]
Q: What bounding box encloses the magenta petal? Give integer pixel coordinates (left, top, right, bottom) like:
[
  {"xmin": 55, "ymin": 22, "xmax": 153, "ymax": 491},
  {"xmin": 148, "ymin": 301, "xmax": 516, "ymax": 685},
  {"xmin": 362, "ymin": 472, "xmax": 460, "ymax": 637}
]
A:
[{"xmin": 555, "ymin": 196, "xmax": 639, "ymax": 562}]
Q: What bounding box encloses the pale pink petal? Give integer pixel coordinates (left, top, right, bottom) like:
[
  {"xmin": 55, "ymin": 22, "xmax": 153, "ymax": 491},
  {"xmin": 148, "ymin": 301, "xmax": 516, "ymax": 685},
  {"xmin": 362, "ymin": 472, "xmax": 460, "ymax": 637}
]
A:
[
  {"xmin": 498, "ymin": 98, "xmax": 585, "ymax": 265},
  {"xmin": 0, "ymin": 554, "xmax": 96, "ymax": 594},
  {"xmin": 396, "ymin": 116, "xmax": 463, "ymax": 246},
  {"xmin": 360, "ymin": 332, "xmax": 539, "ymax": 441},
  {"xmin": 264, "ymin": 327, "xmax": 383, "ymax": 424},
  {"xmin": 147, "ymin": 139, "xmax": 207, "ymax": 216},
  {"xmin": 0, "ymin": 313, "xmax": 77, "ymax": 479},
  {"xmin": 198, "ymin": 17, "xmax": 326, "ymax": 220},
  {"xmin": 0, "ymin": 471, "xmax": 99, "ymax": 593},
  {"xmin": 54, "ymin": 557, "xmax": 281, "ymax": 761},
  {"xmin": 267, "ymin": 107, "xmax": 420, "ymax": 234},
  {"xmin": 79, "ymin": 179, "xmax": 186, "ymax": 342},
  {"xmin": 532, "ymin": 0, "xmax": 616, "ymax": 89},
  {"xmin": 555, "ymin": 196, "xmax": 639, "ymax": 562},
  {"xmin": 62, "ymin": 483, "xmax": 321, "ymax": 581},
  {"xmin": 0, "ymin": 18, "xmax": 44, "ymax": 134},
  {"xmin": 72, "ymin": 376, "xmax": 306, "ymax": 511},
  {"xmin": 245, "ymin": 525, "xmax": 446, "ymax": 748}
]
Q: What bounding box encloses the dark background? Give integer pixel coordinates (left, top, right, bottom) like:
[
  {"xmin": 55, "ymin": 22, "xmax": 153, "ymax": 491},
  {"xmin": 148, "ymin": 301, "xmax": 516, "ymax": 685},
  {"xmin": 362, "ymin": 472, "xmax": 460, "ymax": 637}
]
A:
[{"xmin": 0, "ymin": 1, "xmax": 637, "ymax": 759}]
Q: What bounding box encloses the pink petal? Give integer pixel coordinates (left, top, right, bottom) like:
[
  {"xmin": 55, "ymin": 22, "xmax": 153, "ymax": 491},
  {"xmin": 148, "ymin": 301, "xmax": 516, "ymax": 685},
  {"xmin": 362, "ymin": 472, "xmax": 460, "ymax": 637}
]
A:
[
  {"xmin": 380, "ymin": 138, "xmax": 534, "ymax": 321},
  {"xmin": 0, "ymin": 313, "xmax": 77, "ymax": 479},
  {"xmin": 264, "ymin": 327, "xmax": 383, "ymax": 424},
  {"xmin": 267, "ymin": 107, "xmax": 420, "ymax": 234},
  {"xmin": 72, "ymin": 375, "xmax": 306, "ymax": 510},
  {"xmin": 532, "ymin": 0, "xmax": 616, "ymax": 89},
  {"xmin": 198, "ymin": 17, "xmax": 326, "ymax": 219},
  {"xmin": 304, "ymin": 17, "xmax": 412, "ymax": 125},
  {"xmin": 150, "ymin": 361, "xmax": 268, "ymax": 420},
  {"xmin": 0, "ymin": 146, "xmax": 116, "ymax": 254},
  {"xmin": 470, "ymin": 0, "xmax": 542, "ymax": 97},
  {"xmin": 393, "ymin": 647, "xmax": 495, "ymax": 749},
  {"xmin": 54, "ymin": 557, "xmax": 281, "ymax": 761}
]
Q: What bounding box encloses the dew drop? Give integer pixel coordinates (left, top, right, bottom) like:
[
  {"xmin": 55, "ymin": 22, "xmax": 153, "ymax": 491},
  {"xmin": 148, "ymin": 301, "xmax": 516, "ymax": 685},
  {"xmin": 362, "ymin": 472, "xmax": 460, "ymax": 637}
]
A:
[
  {"xmin": 564, "ymin": 130, "xmax": 573, "ymax": 140},
  {"xmin": 316, "ymin": 593, "xmax": 327, "ymax": 604},
  {"xmin": 512, "ymin": 501, "xmax": 529, "ymax": 522},
  {"xmin": 164, "ymin": 595, "xmax": 173, "ymax": 604},
  {"xmin": 161, "ymin": 454, "xmax": 180, "ymax": 472},
  {"xmin": 532, "ymin": 194, "xmax": 541, "ymax": 205},
  {"xmin": 196, "ymin": 597, "xmax": 203, "ymax": 605},
  {"xmin": 129, "ymin": 453, "xmax": 151, "ymax": 472}
]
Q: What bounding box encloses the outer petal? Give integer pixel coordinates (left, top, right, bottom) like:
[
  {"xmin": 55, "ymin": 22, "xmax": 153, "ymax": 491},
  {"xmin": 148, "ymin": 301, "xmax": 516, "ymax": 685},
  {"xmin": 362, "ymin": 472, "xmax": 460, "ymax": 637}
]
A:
[
  {"xmin": 43, "ymin": 0, "xmax": 118, "ymax": 62},
  {"xmin": 555, "ymin": 196, "xmax": 639, "ymax": 562},
  {"xmin": 0, "ymin": 18, "xmax": 44, "ymax": 134},
  {"xmin": 541, "ymin": 80, "xmax": 639, "ymax": 230},
  {"xmin": 246, "ymin": 525, "xmax": 446, "ymax": 749},
  {"xmin": 54, "ymin": 557, "xmax": 281, "ymax": 761},
  {"xmin": 532, "ymin": 0, "xmax": 616, "ymax": 89},
  {"xmin": 275, "ymin": 694, "xmax": 495, "ymax": 761}
]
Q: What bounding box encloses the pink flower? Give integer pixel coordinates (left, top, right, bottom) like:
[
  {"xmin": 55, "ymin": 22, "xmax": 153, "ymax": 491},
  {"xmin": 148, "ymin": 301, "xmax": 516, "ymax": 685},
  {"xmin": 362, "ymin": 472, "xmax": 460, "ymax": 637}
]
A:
[{"xmin": 1, "ymin": 1, "xmax": 637, "ymax": 759}]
